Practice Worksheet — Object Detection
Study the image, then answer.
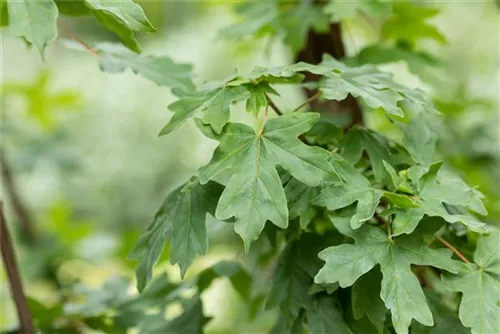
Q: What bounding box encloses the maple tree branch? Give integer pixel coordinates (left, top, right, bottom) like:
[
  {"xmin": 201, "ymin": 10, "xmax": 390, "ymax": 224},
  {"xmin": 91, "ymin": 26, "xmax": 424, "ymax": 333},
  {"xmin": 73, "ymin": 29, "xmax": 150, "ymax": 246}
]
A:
[
  {"xmin": 1, "ymin": 149, "xmax": 36, "ymax": 242},
  {"xmin": 436, "ymin": 236, "xmax": 470, "ymax": 264},
  {"xmin": 292, "ymin": 92, "xmax": 322, "ymax": 113},
  {"xmin": 58, "ymin": 20, "xmax": 98, "ymax": 55},
  {"xmin": 265, "ymin": 95, "xmax": 283, "ymax": 116},
  {"xmin": 296, "ymin": 10, "xmax": 364, "ymax": 126},
  {"xmin": 0, "ymin": 202, "xmax": 36, "ymax": 334}
]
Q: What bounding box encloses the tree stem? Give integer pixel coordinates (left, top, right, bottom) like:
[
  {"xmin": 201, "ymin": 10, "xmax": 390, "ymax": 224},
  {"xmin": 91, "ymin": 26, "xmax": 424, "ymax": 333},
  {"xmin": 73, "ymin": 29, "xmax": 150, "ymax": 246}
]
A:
[
  {"xmin": 266, "ymin": 95, "xmax": 283, "ymax": 116},
  {"xmin": 0, "ymin": 202, "xmax": 36, "ymax": 333},
  {"xmin": 58, "ymin": 20, "xmax": 98, "ymax": 55},
  {"xmin": 1, "ymin": 149, "xmax": 36, "ymax": 242},
  {"xmin": 292, "ymin": 92, "xmax": 321, "ymax": 113},
  {"xmin": 436, "ymin": 236, "xmax": 470, "ymax": 264}
]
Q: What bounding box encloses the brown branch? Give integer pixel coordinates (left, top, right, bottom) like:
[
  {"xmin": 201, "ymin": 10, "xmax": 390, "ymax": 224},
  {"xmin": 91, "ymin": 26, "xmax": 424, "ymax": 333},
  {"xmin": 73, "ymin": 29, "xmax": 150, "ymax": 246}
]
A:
[
  {"xmin": 436, "ymin": 236, "xmax": 470, "ymax": 264},
  {"xmin": 1, "ymin": 149, "xmax": 36, "ymax": 241},
  {"xmin": 296, "ymin": 9, "xmax": 363, "ymax": 126},
  {"xmin": 0, "ymin": 202, "xmax": 36, "ymax": 334},
  {"xmin": 266, "ymin": 95, "xmax": 283, "ymax": 116},
  {"xmin": 292, "ymin": 92, "xmax": 321, "ymax": 113},
  {"xmin": 58, "ymin": 20, "xmax": 98, "ymax": 55}
]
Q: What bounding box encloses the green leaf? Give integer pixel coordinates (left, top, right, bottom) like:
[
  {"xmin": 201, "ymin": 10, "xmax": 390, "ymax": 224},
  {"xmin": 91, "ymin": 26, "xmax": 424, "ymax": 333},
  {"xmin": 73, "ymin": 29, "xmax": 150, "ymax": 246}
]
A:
[
  {"xmin": 383, "ymin": 161, "xmax": 413, "ymax": 194},
  {"xmin": 411, "ymin": 290, "xmax": 469, "ymax": 334},
  {"xmin": 0, "ymin": 0, "xmax": 9, "ymax": 26},
  {"xmin": 306, "ymin": 294, "xmax": 354, "ymax": 334},
  {"xmin": 84, "ymin": 0, "xmax": 155, "ymax": 53},
  {"xmin": 352, "ymin": 268, "xmax": 386, "ymax": 334},
  {"xmin": 341, "ymin": 127, "xmax": 392, "ymax": 182},
  {"xmin": 266, "ymin": 240, "xmax": 312, "ymax": 322},
  {"xmin": 444, "ymin": 231, "xmax": 500, "ymax": 334},
  {"xmin": 324, "ymin": 0, "xmax": 392, "ymax": 22},
  {"xmin": 55, "ymin": 0, "xmax": 91, "ymax": 16},
  {"xmin": 137, "ymin": 296, "xmax": 209, "ymax": 334},
  {"xmin": 220, "ymin": 1, "xmax": 280, "ymax": 39},
  {"xmin": 315, "ymin": 219, "xmax": 460, "ymax": 334},
  {"xmin": 202, "ymin": 86, "xmax": 250, "ymax": 134},
  {"xmin": 281, "ymin": 2, "xmax": 329, "ymax": 53},
  {"xmin": 313, "ymin": 158, "xmax": 383, "ymax": 229},
  {"xmin": 403, "ymin": 117, "xmax": 437, "ymax": 166},
  {"xmin": 391, "ymin": 162, "xmax": 488, "ymax": 236},
  {"xmin": 97, "ymin": 44, "xmax": 194, "ymax": 92},
  {"xmin": 349, "ymin": 44, "xmax": 441, "ymax": 84},
  {"xmin": 198, "ymin": 113, "xmax": 333, "ymax": 249},
  {"xmin": 129, "ymin": 179, "xmax": 223, "ymax": 291},
  {"xmin": 244, "ymin": 82, "xmax": 277, "ymax": 116},
  {"xmin": 285, "ymin": 178, "xmax": 320, "ymax": 229},
  {"xmin": 292, "ymin": 55, "xmax": 437, "ymax": 116},
  {"xmin": 196, "ymin": 261, "xmax": 252, "ymax": 301},
  {"xmin": 267, "ymin": 233, "xmax": 333, "ymax": 324},
  {"xmin": 6, "ymin": 0, "xmax": 58, "ymax": 58},
  {"xmin": 382, "ymin": 2, "xmax": 446, "ymax": 47}
]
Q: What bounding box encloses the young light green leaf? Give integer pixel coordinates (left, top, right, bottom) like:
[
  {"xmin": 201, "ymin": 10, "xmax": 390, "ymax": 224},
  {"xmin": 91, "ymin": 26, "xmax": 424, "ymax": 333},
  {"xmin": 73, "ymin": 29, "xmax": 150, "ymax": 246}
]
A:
[
  {"xmin": 352, "ymin": 268, "xmax": 386, "ymax": 334},
  {"xmin": 444, "ymin": 231, "xmax": 500, "ymax": 334},
  {"xmin": 315, "ymin": 220, "xmax": 460, "ymax": 334},
  {"xmin": 196, "ymin": 261, "xmax": 252, "ymax": 301},
  {"xmin": 341, "ymin": 127, "xmax": 392, "ymax": 182},
  {"xmin": 197, "ymin": 113, "xmax": 333, "ymax": 249},
  {"xmin": 129, "ymin": 179, "xmax": 223, "ymax": 291},
  {"xmin": 84, "ymin": 0, "xmax": 155, "ymax": 53},
  {"xmin": 6, "ymin": 0, "xmax": 58, "ymax": 58},
  {"xmin": 313, "ymin": 158, "xmax": 383, "ymax": 229},
  {"xmin": 97, "ymin": 44, "xmax": 194, "ymax": 92}
]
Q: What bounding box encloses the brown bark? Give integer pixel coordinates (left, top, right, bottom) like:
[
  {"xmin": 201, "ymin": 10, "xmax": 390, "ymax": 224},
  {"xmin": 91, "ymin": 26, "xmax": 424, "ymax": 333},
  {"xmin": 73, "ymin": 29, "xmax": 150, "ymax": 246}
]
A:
[
  {"xmin": 296, "ymin": 21, "xmax": 363, "ymax": 126},
  {"xmin": 0, "ymin": 202, "xmax": 36, "ymax": 334},
  {"xmin": 1, "ymin": 149, "xmax": 36, "ymax": 241}
]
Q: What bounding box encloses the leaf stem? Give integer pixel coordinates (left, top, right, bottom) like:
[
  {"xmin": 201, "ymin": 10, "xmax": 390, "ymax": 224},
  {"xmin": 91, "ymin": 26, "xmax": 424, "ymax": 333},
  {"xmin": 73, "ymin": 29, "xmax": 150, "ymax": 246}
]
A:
[
  {"xmin": 292, "ymin": 92, "xmax": 321, "ymax": 113},
  {"xmin": 0, "ymin": 202, "xmax": 36, "ymax": 334},
  {"xmin": 436, "ymin": 236, "xmax": 470, "ymax": 264},
  {"xmin": 58, "ymin": 20, "xmax": 98, "ymax": 55},
  {"xmin": 258, "ymin": 104, "xmax": 269, "ymax": 136}
]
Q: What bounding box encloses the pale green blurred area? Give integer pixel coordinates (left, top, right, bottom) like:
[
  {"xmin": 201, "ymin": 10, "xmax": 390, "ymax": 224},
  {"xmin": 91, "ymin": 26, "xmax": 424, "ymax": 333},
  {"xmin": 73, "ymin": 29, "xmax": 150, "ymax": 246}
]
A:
[{"xmin": 0, "ymin": 1, "xmax": 498, "ymax": 332}]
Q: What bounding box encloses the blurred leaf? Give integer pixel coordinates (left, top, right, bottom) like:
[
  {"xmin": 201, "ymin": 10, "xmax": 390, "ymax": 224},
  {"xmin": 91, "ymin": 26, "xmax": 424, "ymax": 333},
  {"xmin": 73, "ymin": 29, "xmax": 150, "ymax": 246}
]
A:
[
  {"xmin": 324, "ymin": 0, "xmax": 392, "ymax": 22},
  {"xmin": 84, "ymin": 0, "xmax": 155, "ymax": 53},
  {"xmin": 196, "ymin": 260, "xmax": 252, "ymax": 301},
  {"xmin": 6, "ymin": 0, "xmax": 58, "ymax": 58},
  {"xmin": 382, "ymin": 2, "xmax": 446, "ymax": 47},
  {"xmin": 97, "ymin": 43, "xmax": 194, "ymax": 92},
  {"xmin": 0, "ymin": 0, "xmax": 9, "ymax": 26}
]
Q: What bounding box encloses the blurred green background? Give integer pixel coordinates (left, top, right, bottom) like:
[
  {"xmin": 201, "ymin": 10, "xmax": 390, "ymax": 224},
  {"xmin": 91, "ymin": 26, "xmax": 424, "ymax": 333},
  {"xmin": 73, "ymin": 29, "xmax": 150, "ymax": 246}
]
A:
[{"xmin": 1, "ymin": 1, "xmax": 498, "ymax": 332}]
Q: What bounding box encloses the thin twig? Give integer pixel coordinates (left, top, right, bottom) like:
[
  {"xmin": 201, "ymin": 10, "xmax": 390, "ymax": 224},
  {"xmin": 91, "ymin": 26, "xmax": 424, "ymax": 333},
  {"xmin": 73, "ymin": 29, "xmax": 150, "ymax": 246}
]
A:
[
  {"xmin": 292, "ymin": 92, "xmax": 321, "ymax": 113},
  {"xmin": 58, "ymin": 20, "xmax": 98, "ymax": 55},
  {"xmin": 1, "ymin": 149, "xmax": 36, "ymax": 241},
  {"xmin": 265, "ymin": 95, "xmax": 283, "ymax": 116},
  {"xmin": 436, "ymin": 236, "xmax": 470, "ymax": 264},
  {"xmin": 0, "ymin": 202, "xmax": 36, "ymax": 334}
]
